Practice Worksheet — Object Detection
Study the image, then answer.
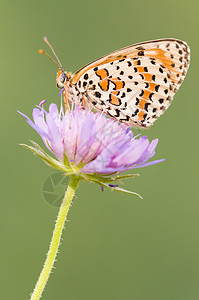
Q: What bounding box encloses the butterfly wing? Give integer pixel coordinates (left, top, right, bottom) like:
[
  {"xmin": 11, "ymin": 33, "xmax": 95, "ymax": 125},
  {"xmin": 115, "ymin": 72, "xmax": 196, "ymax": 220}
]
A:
[{"xmin": 71, "ymin": 39, "xmax": 190, "ymax": 128}]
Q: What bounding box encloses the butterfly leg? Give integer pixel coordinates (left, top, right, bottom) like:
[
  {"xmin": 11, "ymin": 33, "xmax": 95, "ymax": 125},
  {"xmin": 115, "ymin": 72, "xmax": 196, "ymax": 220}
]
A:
[
  {"xmin": 64, "ymin": 84, "xmax": 71, "ymax": 127},
  {"xmin": 82, "ymin": 95, "xmax": 90, "ymax": 110},
  {"xmin": 63, "ymin": 89, "xmax": 70, "ymax": 113}
]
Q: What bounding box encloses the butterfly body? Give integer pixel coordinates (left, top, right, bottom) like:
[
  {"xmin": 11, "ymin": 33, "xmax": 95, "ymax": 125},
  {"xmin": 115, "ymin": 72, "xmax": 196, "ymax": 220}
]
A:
[{"xmin": 56, "ymin": 38, "xmax": 190, "ymax": 128}]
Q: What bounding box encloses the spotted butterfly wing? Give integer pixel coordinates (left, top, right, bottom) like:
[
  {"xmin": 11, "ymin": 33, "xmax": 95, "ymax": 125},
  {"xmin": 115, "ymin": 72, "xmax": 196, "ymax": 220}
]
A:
[{"xmin": 70, "ymin": 39, "xmax": 190, "ymax": 128}]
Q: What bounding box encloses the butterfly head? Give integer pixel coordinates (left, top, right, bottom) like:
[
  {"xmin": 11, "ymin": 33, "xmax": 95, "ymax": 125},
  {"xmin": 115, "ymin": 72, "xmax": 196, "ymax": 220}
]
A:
[{"xmin": 56, "ymin": 69, "xmax": 68, "ymax": 88}]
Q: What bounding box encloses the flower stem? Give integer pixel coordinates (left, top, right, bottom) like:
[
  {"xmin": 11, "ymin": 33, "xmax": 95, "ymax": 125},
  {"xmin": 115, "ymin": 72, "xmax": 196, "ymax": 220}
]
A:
[{"xmin": 30, "ymin": 175, "xmax": 80, "ymax": 300}]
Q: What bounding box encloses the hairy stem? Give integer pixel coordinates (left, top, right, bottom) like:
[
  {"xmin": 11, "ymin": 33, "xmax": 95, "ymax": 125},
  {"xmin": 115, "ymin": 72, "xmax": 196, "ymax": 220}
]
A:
[{"xmin": 30, "ymin": 176, "xmax": 80, "ymax": 300}]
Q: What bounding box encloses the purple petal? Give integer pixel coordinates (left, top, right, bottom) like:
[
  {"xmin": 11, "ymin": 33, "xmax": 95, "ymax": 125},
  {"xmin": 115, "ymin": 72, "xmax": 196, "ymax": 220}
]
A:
[
  {"xmin": 45, "ymin": 106, "xmax": 64, "ymax": 159},
  {"xmin": 18, "ymin": 110, "xmax": 49, "ymax": 140},
  {"xmin": 130, "ymin": 159, "xmax": 165, "ymax": 169},
  {"xmin": 39, "ymin": 100, "xmax": 46, "ymax": 107}
]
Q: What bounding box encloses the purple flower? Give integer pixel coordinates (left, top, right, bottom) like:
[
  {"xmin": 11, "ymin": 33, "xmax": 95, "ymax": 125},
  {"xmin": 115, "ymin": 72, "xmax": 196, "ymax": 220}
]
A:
[
  {"xmin": 18, "ymin": 102, "xmax": 164, "ymax": 197},
  {"xmin": 19, "ymin": 103, "xmax": 164, "ymax": 175}
]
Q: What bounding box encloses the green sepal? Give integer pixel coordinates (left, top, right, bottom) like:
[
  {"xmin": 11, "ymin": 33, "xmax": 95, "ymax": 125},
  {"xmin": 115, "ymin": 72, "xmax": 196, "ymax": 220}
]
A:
[
  {"xmin": 89, "ymin": 178, "xmax": 142, "ymax": 199},
  {"xmin": 85, "ymin": 173, "xmax": 140, "ymax": 184},
  {"xmin": 20, "ymin": 142, "xmax": 70, "ymax": 172},
  {"xmin": 20, "ymin": 141, "xmax": 142, "ymax": 199}
]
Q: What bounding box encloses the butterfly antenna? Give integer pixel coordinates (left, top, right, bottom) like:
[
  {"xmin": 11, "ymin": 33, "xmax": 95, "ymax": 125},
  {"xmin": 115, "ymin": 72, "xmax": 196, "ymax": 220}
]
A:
[
  {"xmin": 43, "ymin": 36, "xmax": 63, "ymax": 70},
  {"xmin": 38, "ymin": 49, "xmax": 62, "ymax": 69}
]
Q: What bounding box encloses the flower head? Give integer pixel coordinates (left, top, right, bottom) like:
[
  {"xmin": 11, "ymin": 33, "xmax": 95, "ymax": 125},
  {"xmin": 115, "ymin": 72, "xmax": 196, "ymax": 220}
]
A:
[{"xmin": 18, "ymin": 102, "xmax": 164, "ymax": 197}]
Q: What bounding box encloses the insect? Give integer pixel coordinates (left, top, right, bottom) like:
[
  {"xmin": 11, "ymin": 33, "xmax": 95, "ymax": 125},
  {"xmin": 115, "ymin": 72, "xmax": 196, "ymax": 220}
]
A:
[{"xmin": 39, "ymin": 37, "xmax": 190, "ymax": 128}]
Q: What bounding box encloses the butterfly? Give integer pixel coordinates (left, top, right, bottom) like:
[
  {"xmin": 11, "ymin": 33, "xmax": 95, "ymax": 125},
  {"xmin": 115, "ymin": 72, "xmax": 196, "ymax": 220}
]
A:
[{"xmin": 40, "ymin": 37, "xmax": 190, "ymax": 128}]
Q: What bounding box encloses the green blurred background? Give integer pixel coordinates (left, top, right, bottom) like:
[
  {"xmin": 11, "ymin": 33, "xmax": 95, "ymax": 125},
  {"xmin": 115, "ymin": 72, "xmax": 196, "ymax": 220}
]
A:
[{"xmin": 1, "ymin": 0, "xmax": 199, "ymax": 299}]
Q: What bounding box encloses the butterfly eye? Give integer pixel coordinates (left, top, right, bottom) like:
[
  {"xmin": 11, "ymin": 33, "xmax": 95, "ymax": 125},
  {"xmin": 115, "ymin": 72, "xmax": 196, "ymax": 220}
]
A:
[
  {"xmin": 57, "ymin": 72, "xmax": 68, "ymax": 89},
  {"xmin": 60, "ymin": 73, "xmax": 67, "ymax": 84}
]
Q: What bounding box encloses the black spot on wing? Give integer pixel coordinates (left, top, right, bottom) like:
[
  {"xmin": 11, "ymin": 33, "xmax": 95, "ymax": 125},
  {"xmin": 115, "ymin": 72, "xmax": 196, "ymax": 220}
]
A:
[
  {"xmin": 159, "ymin": 98, "xmax": 164, "ymax": 104},
  {"xmin": 114, "ymin": 109, "xmax": 120, "ymax": 117},
  {"xmin": 132, "ymin": 109, "xmax": 139, "ymax": 117},
  {"xmin": 95, "ymin": 92, "xmax": 101, "ymax": 98},
  {"xmin": 149, "ymin": 93, "xmax": 154, "ymax": 100},
  {"xmin": 120, "ymin": 115, "xmax": 130, "ymax": 122},
  {"xmin": 139, "ymin": 90, "xmax": 144, "ymax": 97},
  {"xmin": 135, "ymin": 98, "xmax": 139, "ymax": 105},
  {"xmin": 144, "ymin": 103, "xmax": 150, "ymax": 112},
  {"xmin": 138, "ymin": 50, "xmax": 144, "ymax": 56}
]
